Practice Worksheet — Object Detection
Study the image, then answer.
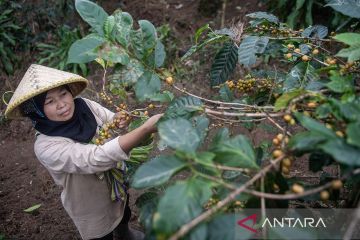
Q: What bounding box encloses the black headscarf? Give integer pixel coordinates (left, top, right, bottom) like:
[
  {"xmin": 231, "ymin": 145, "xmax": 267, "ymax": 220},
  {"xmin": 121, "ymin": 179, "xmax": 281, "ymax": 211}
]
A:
[{"xmin": 21, "ymin": 85, "xmax": 97, "ymax": 143}]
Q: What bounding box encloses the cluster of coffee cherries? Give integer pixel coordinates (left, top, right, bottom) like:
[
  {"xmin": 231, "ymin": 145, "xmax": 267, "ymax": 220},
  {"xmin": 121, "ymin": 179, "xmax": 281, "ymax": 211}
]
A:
[
  {"xmin": 271, "ymin": 133, "xmax": 292, "ymax": 175},
  {"xmin": 204, "ymin": 197, "xmax": 244, "ymax": 212},
  {"xmin": 100, "ymin": 92, "xmax": 113, "ymax": 105},
  {"xmin": 340, "ymin": 61, "xmax": 358, "ymax": 75},
  {"xmin": 252, "ymin": 25, "xmax": 300, "ymax": 37},
  {"xmin": 94, "ymin": 118, "xmax": 120, "ymax": 145},
  {"xmin": 284, "ymin": 44, "xmax": 320, "ymax": 62},
  {"xmin": 291, "ymin": 179, "xmax": 343, "ymax": 201},
  {"xmin": 225, "ymin": 77, "xmax": 273, "ymax": 93}
]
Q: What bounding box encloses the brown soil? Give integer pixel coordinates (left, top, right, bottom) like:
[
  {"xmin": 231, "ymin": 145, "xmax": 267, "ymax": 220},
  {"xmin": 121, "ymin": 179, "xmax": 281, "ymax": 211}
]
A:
[{"xmin": 0, "ymin": 1, "xmax": 339, "ymax": 240}]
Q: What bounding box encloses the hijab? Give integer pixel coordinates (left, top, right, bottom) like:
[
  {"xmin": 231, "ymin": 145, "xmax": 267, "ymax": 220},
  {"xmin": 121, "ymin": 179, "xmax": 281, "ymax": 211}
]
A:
[{"xmin": 20, "ymin": 85, "xmax": 97, "ymax": 143}]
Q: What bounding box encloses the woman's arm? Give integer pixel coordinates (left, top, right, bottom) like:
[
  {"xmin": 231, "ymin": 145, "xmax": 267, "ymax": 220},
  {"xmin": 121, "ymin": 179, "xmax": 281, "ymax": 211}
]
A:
[{"xmin": 118, "ymin": 114, "xmax": 163, "ymax": 153}]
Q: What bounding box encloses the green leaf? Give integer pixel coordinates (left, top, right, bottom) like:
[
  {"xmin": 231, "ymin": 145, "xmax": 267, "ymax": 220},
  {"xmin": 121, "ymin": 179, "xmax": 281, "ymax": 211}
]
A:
[
  {"xmin": 320, "ymin": 138, "xmax": 360, "ymax": 166},
  {"xmin": 138, "ymin": 20, "xmax": 157, "ymax": 50},
  {"xmin": 192, "ymin": 116, "xmax": 210, "ymax": 144},
  {"xmin": 154, "ymin": 178, "xmax": 212, "ymax": 234},
  {"xmin": 288, "ymin": 131, "xmax": 328, "ymax": 152},
  {"xmin": 283, "ymin": 62, "xmax": 320, "ymax": 92},
  {"xmin": 296, "ymin": 0, "xmax": 306, "ymax": 10},
  {"xmin": 305, "ymin": 0, "xmax": 314, "ymax": 26},
  {"xmin": 67, "ymin": 35, "xmax": 105, "ymax": 64},
  {"xmin": 195, "ymin": 24, "xmax": 210, "ymax": 44},
  {"xmin": 346, "ymin": 121, "xmax": 360, "ymax": 148},
  {"xmin": 325, "ymin": 0, "xmax": 360, "ymax": 18},
  {"xmin": 294, "ymin": 112, "xmax": 337, "ymax": 138},
  {"xmin": 274, "ymin": 89, "xmax": 306, "ymax": 111},
  {"xmin": 326, "ymin": 72, "xmax": 354, "ymax": 93},
  {"xmin": 207, "ymin": 214, "xmax": 236, "ymax": 240},
  {"xmin": 210, "ymin": 42, "xmax": 238, "ymax": 86},
  {"xmin": 24, "ymin": 204, "xmax": 41, "ymax": 213},
  {"xmin": 287, "ymin": 8, "xmax": 299, "ymax": 29},
  {"xmin": 194, "ymin": 152, "xmax": 216, "ymax": 165},
  {"xmin": 99, "ymin": 43, "xmax": 130, "ymax": 65},
  {"xmin": 335, "ymin": 43, "xmax": 360, "ymax": 62},
  {"xmin": 212, "ymin": 135, "xmax": 258, "ymax": 169},
  {"xmin": 104, "ymin": 15, "xmax": 115, "ymax": 40},
  {"xmin": 246, "ymin": 12, "xmax": 279, "ymax": 24},
  {"xmin": 149, "ymin": 90, "xmax": 174, "ymax": 103},
  {"xmin": 109, "ymin": 58, "xmax": 144, "ymax": 85},
  {"xmin": 301, "ymin": 25, "xmax": 328, "ymax": 39},
  {"xmin": 238, "ymin": 36, "xmax": 269, "ymax": 67},
  {"xmin": 158, "ymin": 118, "xmax": 201, "ymax": 152},
  {"xmin": 131, "ymin": 155, "xmax": 186, "ymax": 189},
  {"xmin": 154, "ymin": 40, "xmax": 166, "ymax": 67},
  {"xmin": 219, "ymin": 85, "xmax": 234, "ymax": 102},
  {"xmin": 135, "ymin": 71, "xmax": 161, "ymax": 101},
  {"xmin": 333, "ymin": 33, "xmax": 360, "ymax": 46},
  {"xmin": 163, "ymin": 96, "xmax": 203, "ymax": 120},
  {"xmin": 181, "ymin": 34, "xmax": 225, "ymax": 60},
  {"xmin": 113, "ymin": 11, "xmax": 133, "ymax": 47},
  {"xmin": 210, "ymin": 128, "xmax": 230, "ymax": 148},
  {"xmin": 130, "ymin": 20, "xmax": 157, "ymax": 59},
  {"xmin": 75, "ymin": 0, "xmax": 109, "ymax": 36}
]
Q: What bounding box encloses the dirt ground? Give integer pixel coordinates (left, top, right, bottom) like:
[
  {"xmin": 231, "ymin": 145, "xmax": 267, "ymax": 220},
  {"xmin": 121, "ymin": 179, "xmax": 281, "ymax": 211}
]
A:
[{"xmin": 0, "ymin": 0, "xmax": 334, "ymax": 239}]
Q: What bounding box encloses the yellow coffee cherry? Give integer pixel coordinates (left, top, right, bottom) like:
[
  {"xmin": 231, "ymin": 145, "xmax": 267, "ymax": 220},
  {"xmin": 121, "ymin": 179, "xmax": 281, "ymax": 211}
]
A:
[
  {"xmin": 148, "ymin": 104, "xmax": 155, "ymax": 109},
  {"xmin": 307, "ymin": 102, "xmax": 317, "ymax": 108},
  {"xmin": 287, "ymin": 44, "xmax": 295, "ymax": 49},
  {"xmin": 272, "ymin": 138, "xmax": 280, "ymax": 146},
  {"xmin": 166, "ymin": 76, "xmax": 174, "ymax": 85},
  {"xmin": 294, "ymin": 48, "xmax": 301, "ymax": 53},
  {"xmin": 302, "ymin": 55, "xmax": 310, "ymax": 62},
  {"xmin": 276, "ymin": 133, "xmax": 284, "ymax": 141},
  {"xmin": 283, "ymin": 114, "xmax": 292, "ymax": 122},
  {"xmin": 331, "ymin": 180, "xmax": 343, "ymax": 190},
  {"xmin": 282, "ymin": 166, "xmax": 290, "ymax": 175},
  {"xmin": 282, "ymin": 158, "xmax": 292, "ymax": 168},
  {"xmin": 329, "ymin": 59, "xmax": 337, "ymax": 65},
  {"xmin": 312, "ymin": 49, "xmax": 319, "ymax": 55},
  {"xmin": 320, "ymin": 190, "xmax": 330, "ymax": 201},
  {"xmin": 289, "ymin": 118, "xmax": 296, "ymax": 125},
  {"xmin": 285, "ymin": 53, "xmax": 292, "ymax": 59},
  {"xmin": 292, "ymin": 183, "xmax": 304, "ymax": 194},
  {"xmin": 272, "ymin": 149, "xmax": 283, "ymax": 158},
  {"xmin": 336, "ymin": 131, "xmax": 344, "ymax": 137}
]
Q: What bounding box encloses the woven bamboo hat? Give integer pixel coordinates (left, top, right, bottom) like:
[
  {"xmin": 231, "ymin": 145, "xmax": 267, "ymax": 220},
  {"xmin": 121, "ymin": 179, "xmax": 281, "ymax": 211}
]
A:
[{"xmin": 5, "ymin": 64, "xmax": 89, "ymax": 119}]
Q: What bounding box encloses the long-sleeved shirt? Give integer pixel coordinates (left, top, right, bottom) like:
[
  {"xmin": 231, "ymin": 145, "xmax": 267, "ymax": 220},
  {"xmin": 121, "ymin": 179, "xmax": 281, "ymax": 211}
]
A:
[{"xmin": 34, "ymin": 98, "xmax": 129, "ymax": 239}]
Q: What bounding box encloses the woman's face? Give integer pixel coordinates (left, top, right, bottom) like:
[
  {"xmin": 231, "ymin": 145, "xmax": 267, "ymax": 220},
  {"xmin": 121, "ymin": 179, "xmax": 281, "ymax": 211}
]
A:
[{"xmin": 43, "ymin": 86, "xmax": 75, "ymax": 121}]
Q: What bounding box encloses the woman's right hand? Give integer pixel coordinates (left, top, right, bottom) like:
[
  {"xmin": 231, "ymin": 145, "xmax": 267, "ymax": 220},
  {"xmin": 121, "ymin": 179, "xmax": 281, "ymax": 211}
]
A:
[{"xmin": 144, "ymin": 114, "xmax": 163, "ymax": 134}]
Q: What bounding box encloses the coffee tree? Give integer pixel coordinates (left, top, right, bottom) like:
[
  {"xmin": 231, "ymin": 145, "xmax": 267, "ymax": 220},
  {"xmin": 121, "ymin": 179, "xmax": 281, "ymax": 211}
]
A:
[{"xmin": 69, "ymin": 1, "xmax": 360, "ymax": 239}]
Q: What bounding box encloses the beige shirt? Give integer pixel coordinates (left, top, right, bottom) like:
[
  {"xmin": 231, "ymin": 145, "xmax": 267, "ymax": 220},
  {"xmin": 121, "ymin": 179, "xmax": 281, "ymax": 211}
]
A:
[{"xmin": 34, "ymin": 98, "xmax": 129, "ymax": 239}]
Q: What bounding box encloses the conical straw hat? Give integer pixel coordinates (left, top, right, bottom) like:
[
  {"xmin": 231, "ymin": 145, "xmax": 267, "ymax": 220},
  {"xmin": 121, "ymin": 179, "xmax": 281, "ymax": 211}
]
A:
[{"xmin": 5, "ymin": 64, "xmax": 89, "ymax": 119}]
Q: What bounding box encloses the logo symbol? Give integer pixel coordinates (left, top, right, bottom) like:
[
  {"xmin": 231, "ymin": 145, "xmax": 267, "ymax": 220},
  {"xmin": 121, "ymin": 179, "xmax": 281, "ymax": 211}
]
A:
[{"xmin": 237, "ymin": 214, "xmax": 257, "ymax": 233}]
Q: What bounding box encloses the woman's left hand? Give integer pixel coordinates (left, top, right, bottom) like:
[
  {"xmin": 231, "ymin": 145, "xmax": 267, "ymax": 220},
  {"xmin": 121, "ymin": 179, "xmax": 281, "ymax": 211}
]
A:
[{"xmin": 114, "ymin": 112, "xmax": 130, "ymax": 129}]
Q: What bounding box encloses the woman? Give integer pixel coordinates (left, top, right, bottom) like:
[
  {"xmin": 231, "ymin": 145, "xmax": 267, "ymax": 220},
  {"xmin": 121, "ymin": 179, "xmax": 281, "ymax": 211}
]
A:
[{"xmin": 5, "ymin": 64, "xmax": 162, "ymax": 240}]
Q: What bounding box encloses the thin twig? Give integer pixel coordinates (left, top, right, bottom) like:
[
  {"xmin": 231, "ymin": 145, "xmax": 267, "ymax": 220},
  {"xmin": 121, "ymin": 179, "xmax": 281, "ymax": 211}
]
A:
[
  {"xmin": 205, "ymin": 108, "xmax": 283, "ymax": 118},
  {"xmin": 169, "ymin": 156, "xmax": 284, "ymax": 240},
  {"xmin": 207, "ymin": 113, "xmax": 266, "ymax": 123},
  {"xmin": 172, "ymin": 84, "xmax": 274, "ymax": 109},
  {"xmin": 268, "ymin": 36, "xmax": 333, "ymax": 42},
  {"xmin": 262, "ymin": 111, "xmax": 292, "ymax": 136}
]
